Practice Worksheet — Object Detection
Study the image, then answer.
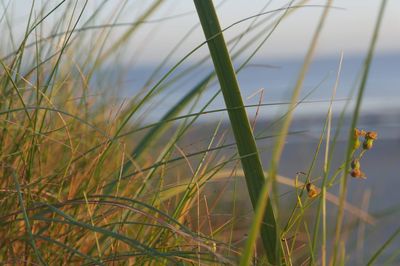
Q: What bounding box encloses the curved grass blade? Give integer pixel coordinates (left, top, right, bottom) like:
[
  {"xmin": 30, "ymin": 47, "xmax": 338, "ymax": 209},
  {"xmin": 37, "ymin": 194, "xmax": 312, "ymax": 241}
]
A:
[
  {"xmin": 11, "ymin": 170, "xmax": 47, "ymax": 265},
  {"xmin": 34, "ymin": 235, "xmax": 104, "ymax": 265},
  {"xmin": 38, "ymin": 203, "xmax": 175, "ymax": 262}
]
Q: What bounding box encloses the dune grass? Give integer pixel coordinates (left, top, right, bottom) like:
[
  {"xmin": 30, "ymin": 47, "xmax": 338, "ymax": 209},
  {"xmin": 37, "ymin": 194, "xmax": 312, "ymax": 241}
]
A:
[
  {"xmin": 193, "ymin": 0, "xmax": 280, "ymax": 264},
  {"xmin": 0, "ymin": 0, "xmax": 396, "ymax": 265}
]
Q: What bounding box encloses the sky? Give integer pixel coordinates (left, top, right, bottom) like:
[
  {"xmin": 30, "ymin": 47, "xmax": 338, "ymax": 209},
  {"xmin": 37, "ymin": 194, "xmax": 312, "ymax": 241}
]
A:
[
  {"xmin": 119, "ymin": 0, "xmax": 400, "ymax": 64},
  {"xmin": 6, "ymin": 0, "xmax": 400, "ymax": 64}
]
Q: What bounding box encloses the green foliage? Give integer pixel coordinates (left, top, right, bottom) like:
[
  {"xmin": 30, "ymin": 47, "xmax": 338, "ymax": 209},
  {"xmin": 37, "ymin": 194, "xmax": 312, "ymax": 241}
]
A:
[
  {"xmin": 0, "ymin": 1, "xmax": 394, "ymax": 265},
  {"xmin": 193, "ymin": 0, "xmax": 279, "ymax": 264}
]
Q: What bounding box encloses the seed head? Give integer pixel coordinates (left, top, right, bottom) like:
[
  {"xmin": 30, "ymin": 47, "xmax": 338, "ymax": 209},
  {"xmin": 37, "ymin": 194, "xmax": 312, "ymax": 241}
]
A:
[
  {"xmin": 366, "ymin": 131, "xmax": 378, "ymax": 140},
  {"xmin": 350, "ymin": 168, "xmax": 366, "ymax": 179},
  {"xmin": 354, "ymin": 128, "xmax": 366, "ymax": 137},
  {"xmin": 306, "ymin": 183, "xmax": 318, "ymax": 198},
  {"xmin": 363, "ymin": 138, "xmax": 374, "ymax": 150},
  {"xmin": 353, "ymin": 128, "xmax": 365, "ymax": 150}
]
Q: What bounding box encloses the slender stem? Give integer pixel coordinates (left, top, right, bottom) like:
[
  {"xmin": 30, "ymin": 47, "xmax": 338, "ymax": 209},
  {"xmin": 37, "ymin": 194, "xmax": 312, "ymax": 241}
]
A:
[
  {"xmin": 332, "ymin": 1, "xmax": 387, "ymax": 264},
  {"xmin": 193, "ymin": 0, "xmax": 279, "ymax": 264}
]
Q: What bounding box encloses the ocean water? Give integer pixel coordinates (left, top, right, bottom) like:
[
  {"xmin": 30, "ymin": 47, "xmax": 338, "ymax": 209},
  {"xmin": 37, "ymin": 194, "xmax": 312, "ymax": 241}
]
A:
[{"xmin": 112, "ymin": 53, "xmax": 400, "ymax": 128}]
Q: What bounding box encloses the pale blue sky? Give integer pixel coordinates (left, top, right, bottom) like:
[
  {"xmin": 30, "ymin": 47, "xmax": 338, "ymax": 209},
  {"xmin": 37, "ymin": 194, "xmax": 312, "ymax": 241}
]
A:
[
  {"xmin": 7, "ymin": 0, "xmax": 400, "ymax": 64},
  {"xmin": 141, "ymin": 0, "xmax": 400, "ymax": 62}
]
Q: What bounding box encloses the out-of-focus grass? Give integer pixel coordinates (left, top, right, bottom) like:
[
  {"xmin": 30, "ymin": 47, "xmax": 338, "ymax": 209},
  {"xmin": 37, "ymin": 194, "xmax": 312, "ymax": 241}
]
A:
[{"xmin": 0, "ymin": 0, "xmax": 394, "ymax": 265}]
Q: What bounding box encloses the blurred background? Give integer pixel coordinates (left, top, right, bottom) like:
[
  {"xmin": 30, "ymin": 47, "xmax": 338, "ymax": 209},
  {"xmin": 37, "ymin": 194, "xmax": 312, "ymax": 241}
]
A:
[
  {"xmin": 6, "ymin": 1, "xmax": 400, "ymax": 120},
  {"xmin": 1, "ymin": 0, "xmax": 399, "ymax": 263}
]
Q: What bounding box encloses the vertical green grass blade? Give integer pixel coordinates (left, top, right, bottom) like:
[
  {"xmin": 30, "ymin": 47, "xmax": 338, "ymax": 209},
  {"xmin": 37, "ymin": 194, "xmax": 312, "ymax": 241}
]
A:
[
  {"xmin": 241, "ymin": 0, "xmax": 332, "ymax": 263},
  {"xmin": 192, "ymin": 0, "xmax": 279, "ymax": 264},
  {"xmin": 332, "ymin": 0, "xmax": 387, "ymax": 263}
]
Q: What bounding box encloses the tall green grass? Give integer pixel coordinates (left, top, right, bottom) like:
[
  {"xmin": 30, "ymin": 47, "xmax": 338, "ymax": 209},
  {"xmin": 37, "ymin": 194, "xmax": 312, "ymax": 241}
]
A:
[
  {"xmin": 0, "ymin": 1, "xmax": 395, "ymax": 265},
  {"xmin": 193, "ymin": 0, "xmax": 280, "ymax": 264}
]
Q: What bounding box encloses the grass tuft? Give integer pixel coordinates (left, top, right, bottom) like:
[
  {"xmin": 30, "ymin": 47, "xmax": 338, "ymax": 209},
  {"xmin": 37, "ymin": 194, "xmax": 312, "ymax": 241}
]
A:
[{"xmin": 0, "ymin": 1, "xmax": 395, "ymax": 265}]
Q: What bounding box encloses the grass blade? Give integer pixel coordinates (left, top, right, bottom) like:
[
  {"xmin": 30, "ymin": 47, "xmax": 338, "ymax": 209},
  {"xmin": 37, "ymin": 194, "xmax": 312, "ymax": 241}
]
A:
[
  {"xmin": 332, "ymin": 0, "xmax": 388, "ymax": 263},
  {"xmin": 11, "ymin": 170, "xmax": 47, "ymax": 265},
  {"xmin": 193, "ymin": 0, "xmax": 279, "ymax": 263},
  {"xmin": 367, "ymin": 226, "xmax": 400, "ymax": 266}
]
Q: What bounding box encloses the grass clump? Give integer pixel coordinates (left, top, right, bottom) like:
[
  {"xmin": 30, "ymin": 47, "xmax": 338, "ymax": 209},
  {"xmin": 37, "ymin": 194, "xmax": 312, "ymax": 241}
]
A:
[{"xmin": 0, "ymin": 0, "xmax": 396, "ymax": 265}]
